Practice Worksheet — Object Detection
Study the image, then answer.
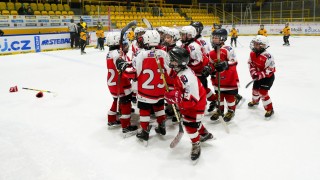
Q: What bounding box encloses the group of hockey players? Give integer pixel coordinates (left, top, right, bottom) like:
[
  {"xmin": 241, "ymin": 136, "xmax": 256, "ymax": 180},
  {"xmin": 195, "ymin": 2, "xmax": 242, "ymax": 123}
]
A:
[{"xmin": 105, "ymin": 21, "xmax": 276, "ymax": 162}]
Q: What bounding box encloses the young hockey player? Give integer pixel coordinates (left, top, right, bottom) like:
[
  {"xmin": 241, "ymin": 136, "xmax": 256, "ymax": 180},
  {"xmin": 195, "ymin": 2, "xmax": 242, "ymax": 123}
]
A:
[
  {"xmin": 79, "ymin": 28, "xmax": 87, "ymax": 55},
  {"xmin": 96, "ymin": 24, "xmax": 105, "ymax": 50},
  {"xmin": 131, "ymin": 27, "xmax": 145, "ymax": 57},
  {"xmin": 280, "ymin": 22, "xmax": 291, "ymax": 46},
  {"xmin": 106, "ymin": 32, "xmax": 138, "ymax": 136},
  {"xmin": 190, "ymin": 21, "xmax": 210, "ymax": 55},
  {"xmin": 118, "ymin": 30, "xmax": 168, "ymax": 143},
  {"xmin": 258, "ymin": 24, "xmax": 268, "ymax": 36},
  {"xmin": 162, "ymin": 28, "xmax": 180, "ymax": 122},
  {"xmin": 248, "ymin": 35, "xmax": 275, "ymax": 118},
  {"xmin": 230, "ymin": 24, "xmax": 238, "ymax": 47},
  {"xmin": 164, "ymin": 46, "xmax": 213, "ymax": 162},
  {"xmin": 180, "ymin": 25, "xmax": 216, "ymax": 112},
  {"xmin": 204, "ymin": 29, "xmax": 240, "ymax": 122}
]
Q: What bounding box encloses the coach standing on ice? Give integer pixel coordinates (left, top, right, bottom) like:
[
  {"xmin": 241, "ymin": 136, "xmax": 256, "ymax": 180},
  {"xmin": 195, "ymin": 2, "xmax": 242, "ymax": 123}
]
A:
[{"xmin": 68, "ymin": 19, "xmax": 78, "ymax": 49}]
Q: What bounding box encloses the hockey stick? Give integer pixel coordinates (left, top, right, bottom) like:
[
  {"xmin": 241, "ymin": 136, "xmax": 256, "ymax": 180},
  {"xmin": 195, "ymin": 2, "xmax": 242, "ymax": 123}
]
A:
[
  {"xmin": 236, "ymin": 39, "xmax": 244, "ymax": 47},
  {"xmin": 153, "ymin": 48, "xmax": 184, "ymax": 148},
  {"xmin": 22, "ymin": 87, "xmax": 58, "ymax": 97},
  {"xmin": 142, "ymin": 18, "xmax": 153, "ymax": 30},
  {"xmin": 117, "ymin": 20, "xmax": 138, "ymax": 114},
  {"xmin": 245, "ymin": 79, "xmax": 257, "ymax": 88},
  {"xmin": 216, "ymin": 46, "xmax": 230, "ymax": 134}
]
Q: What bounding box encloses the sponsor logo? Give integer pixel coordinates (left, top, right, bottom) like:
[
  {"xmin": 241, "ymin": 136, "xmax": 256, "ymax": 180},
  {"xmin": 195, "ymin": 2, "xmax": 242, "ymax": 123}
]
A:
[
  {"xmin": 34, "ymin": 36, "xmax": 41, "ymax": 52},
  {"xmin": 0, "ymin": 39, "xmax": 32, "ymax": 52},
  {"xmin": 41, "ymin": 38, "xmax": 71, "ymax": 45}
]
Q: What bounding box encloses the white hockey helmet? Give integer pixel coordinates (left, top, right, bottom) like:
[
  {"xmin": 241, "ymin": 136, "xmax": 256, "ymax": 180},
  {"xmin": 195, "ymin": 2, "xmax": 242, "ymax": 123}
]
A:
[
  {"xmin": 134, "ymin": 27, "xmax": 145, "ymax": 35},
  {"xmin": 180, "ymin": 26, "xmax": 197, "ymax": 39},
  {"xmin": 250, "ymin": 35, "xmax": 269, "ymax": 53},
  {"xmin": 142, "ymin": 30, "xmax": 160, "ymax": 47},
  {"xmin": 106, "ymin": 32, "xmax": 120, "ymax": 46},
  {"xmin": 157, "ymin": 26, "xmax": 169, "ymax": 34},
  {"xmin": 167, "ymin": 28, "xmax": 181, "ymax": 41}
]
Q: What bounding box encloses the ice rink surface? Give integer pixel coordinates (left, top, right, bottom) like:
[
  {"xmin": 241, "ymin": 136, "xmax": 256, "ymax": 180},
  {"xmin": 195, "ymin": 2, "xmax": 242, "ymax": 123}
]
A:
[{"xmin": 1, "ymin": 36, "xmax": 320, "ymax": 180}]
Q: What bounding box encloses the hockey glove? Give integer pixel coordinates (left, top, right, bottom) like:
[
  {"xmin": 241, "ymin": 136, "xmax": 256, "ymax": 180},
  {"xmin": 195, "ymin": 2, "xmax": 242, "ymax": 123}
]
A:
[
  {"xmin": 202, "ymin": 65, "xmax": 212, "ymax": 77},
  {"xmin": 116, "ymin": 58, "xmax": 128, "ymax": 72},
  {"xmin": 252, "ymin": 71, "xmax": 266, "ymax": 80},
  {"xmin": 164, "ymin": 90, "xmax": 182, "ymax": 105},
  {"xmin": 214, "ymin": 61, "xmax": 229, "ymax": 72}
]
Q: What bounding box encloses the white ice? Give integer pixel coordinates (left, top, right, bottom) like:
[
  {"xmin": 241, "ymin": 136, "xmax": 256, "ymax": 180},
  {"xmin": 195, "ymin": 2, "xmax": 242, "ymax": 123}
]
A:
[{"xmin": 1, "ymin": 36, "xmax": 320, "ymax": 180}]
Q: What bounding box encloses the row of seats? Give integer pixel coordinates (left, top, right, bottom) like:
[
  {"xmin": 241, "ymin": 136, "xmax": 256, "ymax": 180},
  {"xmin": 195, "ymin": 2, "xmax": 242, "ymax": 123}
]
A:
[
  {"xmin": 0, "ymin": 10, "xmax": 74, "ymax": 15},
  {"xmin": 0, "ymin": 2, "xmax": 70, "ymax": 11},
  {"xmin": 84, "ymin": 5, "xmax": 176, "ymax": 14},
  {"xmin": 110, "ymin": 15, "xmax": 184, "ymax": 21},
  {"xmin": 181, "ymin": 8, "xmax": 207, "ymax": 13}
]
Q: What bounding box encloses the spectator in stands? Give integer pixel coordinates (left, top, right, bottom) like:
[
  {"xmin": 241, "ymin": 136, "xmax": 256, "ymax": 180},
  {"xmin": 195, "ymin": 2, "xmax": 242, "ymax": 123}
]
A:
[
  {"xmin": 0, "ymin": 29, "xmax": 4, "ymax": 36},
  {"xmin": 68, "ymin": 19, "xmax": 78, "ymax": 49},
  {"xmin": 26, "ymin": 5, "xmax": 34, "ymax": 15},
  {"xmin": 18, "ymin": 4, "xmax": 27, "ymax": 15}
]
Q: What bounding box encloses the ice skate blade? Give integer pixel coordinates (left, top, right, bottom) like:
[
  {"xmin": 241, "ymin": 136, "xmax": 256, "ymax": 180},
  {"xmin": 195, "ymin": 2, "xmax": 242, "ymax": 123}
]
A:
[
  {"xmin": 108, "ymin": 125, "xmax": 121, "ymax": 129},
  {"xmin": 191, "ymin": 157, "xmax": 200, "ymax": 165},
  {"xmin": 123, "ymin": 130, "xmax": 138, "ymax": 138}
]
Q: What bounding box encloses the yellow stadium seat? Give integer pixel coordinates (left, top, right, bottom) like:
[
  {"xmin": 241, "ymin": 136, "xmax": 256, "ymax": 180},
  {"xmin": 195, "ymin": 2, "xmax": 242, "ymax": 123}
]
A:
[
  {"xmin": 41, "ymin": 11, "xmax": 48, "ymax": 15},
  {"xmin": 57, "ymin": 4, "xmax": 64, "ymax": 11},
  {"xmin": 10, "ymin": 10, "xmax": 18, "ymax": 15},
  {"xmin": 85, "ymin": 5, "xmax": 90, "ymax": 13},
  {"xmin": 30, "ymin": 4, "xmax": 38, "ymax": 11},
  {"xmin": 44, "ymin": 3, "xmax": 51, "ymax": 11},
  {"xmin": 51, "ymin": 4, "xmax": 57, "ymax": 11},
  {"xmin": 22, "ymin": 3, "xmax": 29, "ymax": 7},
  {"xmin": 55, "ymin": 11, "xmax": 61, "ymax": 15},
  {"xmin": 100, "ymin": 12, "xmax": 106, "ymax": 15},
  {"xmin": 34, "ymin": 11, "xmax": 41, "ymax": 15},
  {"xmin": 37, "ymin": 4, "xmax": 44, "ymax": 11},
  {"xmin": 62, "ymin": 11, "xmax": 68, "ymax": 15},
  {"xmin": 0, "ymin": 2, "xmax": 6, "ymax": 11},
  {"xmin": 68, "ymin": 11, "xmax": 74, "ymax": 15},
  {"xmin": 7, "ymin": 2, "xmax": 15, "ymax": 11},
  {"xmin": 15, "ymin": 2, "xmax": 21, "ymax": 10},
  {"xmin": 89, "ymin": 11, "xmax": 94, "ymax": 15},
  {"xmin": 48, "ymin": 11, "xmax": 55, "ymax": 15},
  {"xmin": 64, "ymin": 4, "xmax": 70, "ymax": 11},
  {"xmin": 90, "ymin": 5, "xmax": 96, "ymax": 12},
  {"xmin": 2, "ymin": 10, "xmax": 9, "ymax": 15}
]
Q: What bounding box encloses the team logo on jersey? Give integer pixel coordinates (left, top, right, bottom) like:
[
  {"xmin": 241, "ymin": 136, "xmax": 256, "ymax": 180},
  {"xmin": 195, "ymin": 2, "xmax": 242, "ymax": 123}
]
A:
[
  {"xmin": 200, "ymin": 40, "xmax": 206, "ymax": 45},
  {"xmin": 180, "ymin": 75, "xmax": 188, "ymax": 84},
  {"xmin": 148, "ymin": 52, "xmax": 155, "ymax": 57},
  {"xmin": 224, "ymin": 46, "xmax": 232, "ymax": 51},
  {"xmin": 189, "ymin": 45, "xmax": 195, "ymax": 51}
]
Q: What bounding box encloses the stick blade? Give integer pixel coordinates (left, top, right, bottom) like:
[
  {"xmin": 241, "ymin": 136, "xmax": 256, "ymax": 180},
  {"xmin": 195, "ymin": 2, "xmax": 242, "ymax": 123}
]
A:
[
  {"xmin": 142, "ymin": 18, "xmax": 153, "ymax": 30},
  {"xmin": 219, "ymin": 115, "xmax": 230, "ymax": 134},
  {"xmin": 170, "ymin": 131, "xmax": 184, "ymax": 148}
]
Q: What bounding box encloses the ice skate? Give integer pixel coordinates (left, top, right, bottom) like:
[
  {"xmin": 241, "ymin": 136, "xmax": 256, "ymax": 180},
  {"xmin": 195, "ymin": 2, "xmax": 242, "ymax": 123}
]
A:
[
  {"xmin": 210, "ymin": 110, "xmax": 223, "ymax": 121},
  {"xmin": 265, "ymin": 109, "xmax": 274, "ymax": 120},
  {"xmin": 108, "ymin": 120, "xmax": 121, "ymax": 129},
  {"xmin": 248, "ymin": 101, "xmax": 259, "ymax": 107},
  {"xmin": 235, "ymin": 94, "xmax": 243, "ymax": 106},
  {"xmin": 136, "ymin": 125, "xmax": 152, "ymax": 146},
  {"xmin": 208, "ymin": 101, "xmax": 216, "ymax": 112},
  {"xmin": 224, "ymin": 110, "xmax": 235, "ymax": 122},
  {"xmin": 191, "ymin": 142, "xmax": 201, "ymax": 162},
  {"xmin": 155, "ymin": 122, "xmax": 166, "ymax": 135},
  {"xmin": 122, "ymin": 125, "xmax": 138, "ymax": 138},
  {"xmin": 200, "ymin": 132, "xmax": 214, "ymax": 142}
]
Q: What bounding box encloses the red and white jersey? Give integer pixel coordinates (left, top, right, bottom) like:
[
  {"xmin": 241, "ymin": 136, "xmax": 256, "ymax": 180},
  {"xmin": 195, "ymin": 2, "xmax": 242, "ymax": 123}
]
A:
[
  {"xmin": 174, "ymin": 67, "xmax": 207, "ymax": 119},
  {"xmin": 132, "ymin": 49, "xmax": 170, "ymax": 103},
  {"xmin": 248, "ymin": 50, "xmax": 276, "ymax": 78},
  {"xmin": 182, "ymin": 41, "xmax": 208, "ymax": 76},
  {"xmin": 106, "ymin": 50, "xmax": 132, "ymax": 98},
  {"xmin": 195, "ymin": 36, "xmax": 211, "ymax": 55},
  {"xmin": 131, "ymin": 40, "xmax": 140, "ymax": 57},
  {"xmin": 209, "ymin": 45, "xmax": 239, "ymax": 91}
]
